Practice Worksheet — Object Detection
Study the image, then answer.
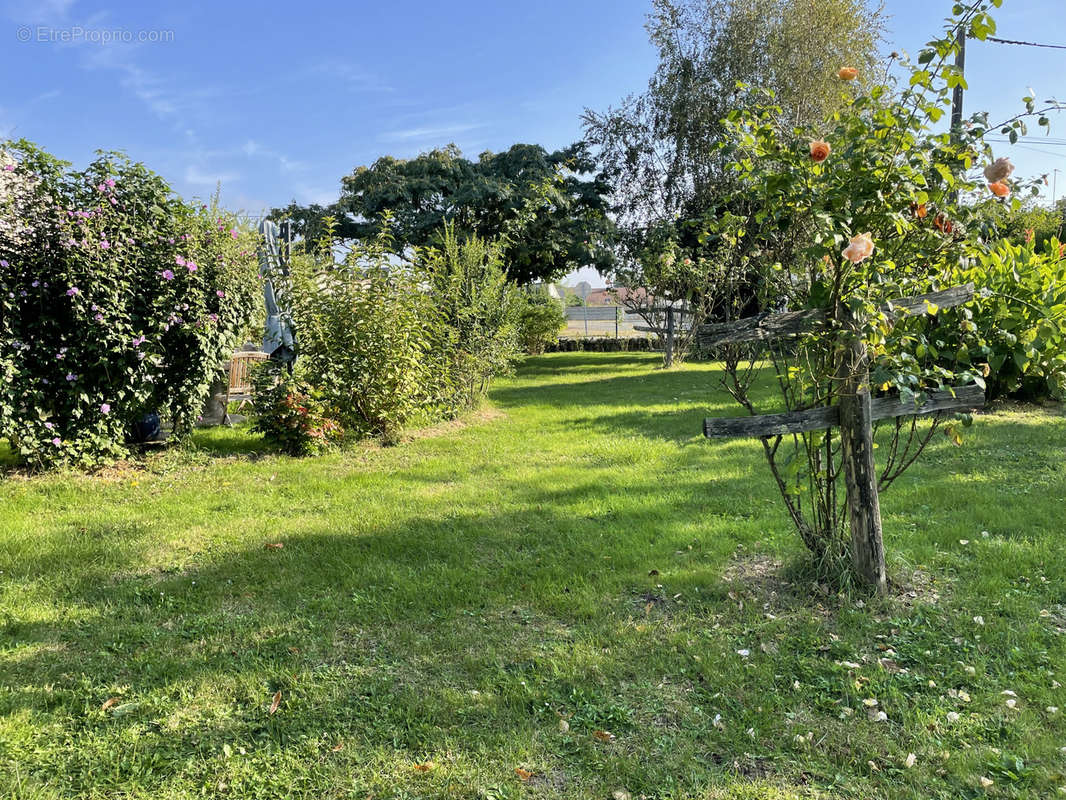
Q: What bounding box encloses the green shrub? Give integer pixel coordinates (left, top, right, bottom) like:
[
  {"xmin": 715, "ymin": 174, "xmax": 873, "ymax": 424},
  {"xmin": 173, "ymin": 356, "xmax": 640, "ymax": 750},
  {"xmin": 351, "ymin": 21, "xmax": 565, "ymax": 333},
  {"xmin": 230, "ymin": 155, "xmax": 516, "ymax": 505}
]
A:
[
  {"xmin": 289, "ymin": 228, "xmax": 444, "ymax": 444},
  {"xmin": 953, "ymin": 238, "xmax": 1066, "ymax": 400},
  {"xmin": 518, "ymin": 291, "xmax": 565, "ymax": 354},
  {"xmin": 0, "ymin": 141, "xmax": 259, "ymax": 469},
  {"xmin": 423, "ymin": 225, "xmax": 521, "ymax": 409},
  {"xmin": 973, "ymin": 198, "xmax": 1064, "ymax": 254},
  {"xmin": 250, "ymin": 362, "xmax": 342, "ymax": 456}
]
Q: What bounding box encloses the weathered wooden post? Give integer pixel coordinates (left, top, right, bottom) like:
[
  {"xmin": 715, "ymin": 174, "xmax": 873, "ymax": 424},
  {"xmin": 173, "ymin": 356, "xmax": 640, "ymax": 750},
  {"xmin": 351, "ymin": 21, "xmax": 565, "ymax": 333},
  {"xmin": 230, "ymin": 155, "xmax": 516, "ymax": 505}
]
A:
[
  {"xmin": 836, "ymin": 309, "xmax": 886, "ymax": 591},
  {"xmin": 698, "ymin": 285, "xmax": 981, "ymax": 591}
]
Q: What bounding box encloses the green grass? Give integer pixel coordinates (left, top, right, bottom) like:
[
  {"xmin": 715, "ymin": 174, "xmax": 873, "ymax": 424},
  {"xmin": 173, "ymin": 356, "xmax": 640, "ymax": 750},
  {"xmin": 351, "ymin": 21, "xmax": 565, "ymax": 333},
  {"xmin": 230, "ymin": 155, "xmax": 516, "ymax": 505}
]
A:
[{"xmin": 2, "ymin": 352, "xmax": 1066, "ymax": 799}]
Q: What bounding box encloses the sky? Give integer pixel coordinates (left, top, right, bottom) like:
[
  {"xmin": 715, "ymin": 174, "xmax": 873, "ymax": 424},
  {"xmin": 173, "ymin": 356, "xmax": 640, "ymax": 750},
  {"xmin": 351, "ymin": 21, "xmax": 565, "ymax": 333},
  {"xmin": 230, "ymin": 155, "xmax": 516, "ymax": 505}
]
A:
[{"xmin": 2, "ymin": 0, "xmax": 1065, "ymax": 286}]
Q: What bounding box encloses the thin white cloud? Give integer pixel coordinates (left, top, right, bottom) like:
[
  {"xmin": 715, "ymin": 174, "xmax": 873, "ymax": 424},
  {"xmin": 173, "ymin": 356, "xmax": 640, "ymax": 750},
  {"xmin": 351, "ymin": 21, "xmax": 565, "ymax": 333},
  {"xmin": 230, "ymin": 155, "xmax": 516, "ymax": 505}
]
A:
[
  {"xmin": 184, "ymin": 165, "xmax": 240, "ymax": 186},
  {"xmin": 380, "ymin": 123, "xmax": 484, "ymax": 142},
  {"xmin": 242, "ymin": 139, "xmax": 305, "ymax": 173},
  {"xmin": 3, "ymin": 0, "xmax": 76, "ymax": 24},
  {"xmin": 306, "ymin": 60, "xmax": 393, "ymax": 93}
]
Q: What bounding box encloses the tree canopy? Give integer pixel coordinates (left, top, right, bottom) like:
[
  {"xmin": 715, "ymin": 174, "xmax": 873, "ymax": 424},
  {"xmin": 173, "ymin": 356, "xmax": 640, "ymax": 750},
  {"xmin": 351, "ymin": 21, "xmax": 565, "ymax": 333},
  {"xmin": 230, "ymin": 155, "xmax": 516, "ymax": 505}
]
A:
[
  {"xmin": 272, "ymin": 142, "xmax": 614, "ymax": 285},
  {"xmin": 583, "ymin": 0, "xmax": 886, "ymax": 252}
]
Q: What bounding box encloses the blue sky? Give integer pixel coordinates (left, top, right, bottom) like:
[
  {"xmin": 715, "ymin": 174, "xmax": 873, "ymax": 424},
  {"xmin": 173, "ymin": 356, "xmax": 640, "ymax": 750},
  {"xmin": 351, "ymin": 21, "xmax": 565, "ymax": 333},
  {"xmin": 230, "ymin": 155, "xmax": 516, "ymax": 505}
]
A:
[{"xmin": 3, "ymin": 0, "xmax": 1065, "ymax": 283}]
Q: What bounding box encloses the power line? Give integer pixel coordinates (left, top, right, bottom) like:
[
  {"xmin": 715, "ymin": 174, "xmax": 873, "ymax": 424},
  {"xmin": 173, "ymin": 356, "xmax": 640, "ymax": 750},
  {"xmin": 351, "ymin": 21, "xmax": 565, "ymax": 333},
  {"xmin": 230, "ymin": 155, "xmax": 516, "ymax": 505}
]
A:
[{"xmin": 986, "ymin": 36, "xmax": 1066, "ymax": 50}]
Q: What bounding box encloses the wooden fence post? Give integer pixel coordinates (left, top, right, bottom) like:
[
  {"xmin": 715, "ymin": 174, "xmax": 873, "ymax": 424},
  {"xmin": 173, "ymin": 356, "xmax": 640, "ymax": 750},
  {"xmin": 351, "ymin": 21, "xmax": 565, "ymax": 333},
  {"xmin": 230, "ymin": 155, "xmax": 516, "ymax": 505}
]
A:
[
  {"xmin": 665, "ymin": 308, "xmax": 675, "ymax": 367},
  {"xmin": 837, "ymin": 316, "xmax": 887, "ymax": 593}
]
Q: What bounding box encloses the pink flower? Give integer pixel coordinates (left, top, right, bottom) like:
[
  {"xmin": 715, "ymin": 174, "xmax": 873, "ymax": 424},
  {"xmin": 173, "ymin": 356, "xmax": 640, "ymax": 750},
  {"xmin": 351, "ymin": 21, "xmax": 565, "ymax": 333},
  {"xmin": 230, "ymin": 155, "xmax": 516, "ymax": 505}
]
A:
[
  {"xmin": 841, "ymin": 233, "xmax": 875, "ymax": 264},
  {"xmin": 175, "ymin": 255, "xmax": 186, "ymax": 266},
  {"xmin": 0, "ymin": 259, "xmax": 8, "ymax": 267},
  {"xmin": 231, "ymin": 228, "xmax": 239, "ymax": 239},
  {"xmin": 66, "ymin": 287, "xmax": 79, "ymax": 296},
  {"xmin": 65, "ymin": 373, "xmax": 76, "ymax": 381},
  {"xmin": 100, "ymin": 403, "xmax": 111, "ymax": 414},
  {"xmin": 186, "ymin": 261, "xmax": 198, "ymax": 273},
  {"xmin": 106, "ymin": 178, "xmax": 116, "ymax": 188},
  {"xmin": 2, "ymin": 164, "xmax": 14, "ymax": 172},
  {"xmin": 51, "ymin": 437, "xmax": 61, "ymax": 446},
  {"xmin": 94, "ymin": 313, "xmax": 104, "ymax": 322},
  {"xmin": 44, "ymin": 422, "xmax": 54, "ymax": 430},
  {"xmin": 162, "ymin": 269, "xmax": 175, "ymax": 281},
  {"xmin": 216, "ymin": 290, "xmax": 225, "ymax": 298},
  {"xmin": 100, "ymin": 240, "xmax": 110, "ymax": 249}
]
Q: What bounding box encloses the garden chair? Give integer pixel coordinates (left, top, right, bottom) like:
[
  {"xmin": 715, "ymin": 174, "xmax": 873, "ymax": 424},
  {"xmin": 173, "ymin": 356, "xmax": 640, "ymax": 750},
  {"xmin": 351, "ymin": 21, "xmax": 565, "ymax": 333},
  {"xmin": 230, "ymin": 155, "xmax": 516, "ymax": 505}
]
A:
[{"xmin": 225, "ymin": 351, "xmax": 269, "ymax": 424}]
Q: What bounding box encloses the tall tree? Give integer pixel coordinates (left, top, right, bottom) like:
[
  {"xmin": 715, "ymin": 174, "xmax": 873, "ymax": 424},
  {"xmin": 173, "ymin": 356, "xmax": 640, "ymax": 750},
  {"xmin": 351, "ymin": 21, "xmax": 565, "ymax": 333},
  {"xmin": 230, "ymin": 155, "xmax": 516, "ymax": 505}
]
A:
[
  {"xmin": 583, "ymin": 0, "xmax": 885, "ymax": 249},
  {"xmin": 272, "ymin": 143, "xmax": 614, "ymax": 285}
]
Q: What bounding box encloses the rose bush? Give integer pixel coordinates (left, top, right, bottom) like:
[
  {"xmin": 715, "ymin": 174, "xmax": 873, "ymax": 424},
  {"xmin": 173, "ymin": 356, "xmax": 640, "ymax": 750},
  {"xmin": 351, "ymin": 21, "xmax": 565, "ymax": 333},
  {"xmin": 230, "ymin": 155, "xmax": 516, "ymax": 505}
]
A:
[
  {"xmin": 0, "ymin": 141, "xmax": 259, "ymax": 469},
  {"xmin": 698, "ymin": 0, "xmax": 1060, "ymax": 578}
]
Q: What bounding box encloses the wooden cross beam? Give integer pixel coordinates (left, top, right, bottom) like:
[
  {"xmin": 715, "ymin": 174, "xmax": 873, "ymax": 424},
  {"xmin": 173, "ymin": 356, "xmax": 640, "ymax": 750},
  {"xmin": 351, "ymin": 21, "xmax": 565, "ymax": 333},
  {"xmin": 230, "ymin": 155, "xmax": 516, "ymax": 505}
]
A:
[
  {"xmin": 703, "ymin": 384, "xmax": 985, "ymax": 437},
  {"xmin": 696, "ymin": 283, "xmax": 975, "ymax": 348},
  {"xmin": 698, "ymin": 284, "xmax": 981, "ymax": 594}
]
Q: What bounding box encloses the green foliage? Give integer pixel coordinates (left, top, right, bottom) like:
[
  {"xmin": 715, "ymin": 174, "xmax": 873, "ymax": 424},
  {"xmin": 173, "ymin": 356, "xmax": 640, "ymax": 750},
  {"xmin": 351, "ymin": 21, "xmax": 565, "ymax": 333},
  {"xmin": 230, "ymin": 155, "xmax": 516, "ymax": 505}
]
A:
[
  {"xmin": 423, "ymin": 225, "xmax": 522, "ymax": 409},
  {"xmin": 565, "ymin": 293, "xmax": 584, "ymax": 307},
  {"xmin": 973, "ymin": 197, "xmax": 1065, "ymax": 253},
  {"xmin": 0, "ymin": 141, "xmax": 259, "ymax": 470},
  {"xmin": 702, "ymin": 1, "xmax": 1054, "ymax": 572},
  {"xmin": 273, "ymin": 142, "xmax": 615, "ymax": 285},
  {"xmin": 583, "ymin": 0, "xmax": 885, "ymax": 266},
  {"xmin": 250, "ymin": 362, "xmax": 343, "ymax": 456},
  {"xmin": 289, "ymin": 226, "xmax": 442, "ymax": 445},
  {"xmin": 518, "ymin": 291, "xmax": 566, "ymax": 355},
  {"xmin": 952, "ymin": 239, "xmax": 1066, "ymax": 400}
]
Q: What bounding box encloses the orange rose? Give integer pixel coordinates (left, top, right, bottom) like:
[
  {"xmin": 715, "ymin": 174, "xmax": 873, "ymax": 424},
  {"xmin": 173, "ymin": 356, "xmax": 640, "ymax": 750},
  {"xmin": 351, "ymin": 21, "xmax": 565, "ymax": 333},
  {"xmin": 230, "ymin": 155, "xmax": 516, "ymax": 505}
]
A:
[
  {"xmin": 988, "ymin": 181, "xmax": 1011, "ymax": 198},
  {"xmin": 933, "ymin": 213, "xmax": 954, "ymax": 234},
  {"xmin": 809, "ymin": 139, "xmax": 831, "ymax": 163},
  {"xmin": 838, "ymin": 67, "xmax": 859, "ymax": 81},
  {"xmin": 913, "ymin": 203, "xmax": 928, "ymax": 219},
  {"xmin": 841, "ymin": 232, "xmax": 874, "ymax": 264}
]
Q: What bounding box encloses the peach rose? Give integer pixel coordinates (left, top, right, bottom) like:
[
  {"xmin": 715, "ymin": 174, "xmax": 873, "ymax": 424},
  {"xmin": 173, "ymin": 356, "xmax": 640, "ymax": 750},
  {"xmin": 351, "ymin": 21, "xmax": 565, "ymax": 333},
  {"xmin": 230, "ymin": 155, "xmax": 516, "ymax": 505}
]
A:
[
  {"xmin": 988, "ymin": 181, "xmax": 1011, "ymax": 198},
  {"xmin": 841, "ymin": 232, "xmax": 874, "ymax": 264},
  {"xmin": 983, "ymin": 157, "xmax": 1015, "ymax": 183},
  {"xmin": 933, "ymin": 213, "xmax": 954, "ymax": 235},
  {"xmin": 838, "ymin": 67, "xmax": 859, "ymax": 81},
  {"xmin": 809, "ymin": 140, "xmax": 831, "ymax": 163},
  {"xmin": 912, "ymin": 202, "xmax": 927, "ymax": 219}
]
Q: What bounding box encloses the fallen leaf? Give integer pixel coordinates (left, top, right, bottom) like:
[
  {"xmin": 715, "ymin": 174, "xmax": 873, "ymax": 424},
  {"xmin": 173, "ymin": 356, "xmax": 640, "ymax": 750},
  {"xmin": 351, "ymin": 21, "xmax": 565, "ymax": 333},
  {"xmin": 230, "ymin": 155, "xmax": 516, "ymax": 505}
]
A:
[
  {"xmin": 413, "ymin": 762, "xmax": 435, "ymax": 772},
  {"xmin": 946, "ymin": 712, "xmax": 960, "ymax": 722},
  {"xmin": 905, "ymin": 753, "xmax": 917, "ymax": 768},
  {"xmin": 980, "ymin": 776, "xmax": 994, "ymax": 788},
  {"xmin": 269, "ymin": 690, "xmax": 281, "ymax": 715},
  {"xmin": 558, "ymin": 719, "xmax": 570, "ymax": 733},
  {"xmin": 331, "ymin": 742, "xmax": 344, "ymax": 752},
  {"xmin": 100, "ymin": 697, "xmax": 119, "ymax": 711},
  {"xmin": 612, "ymin": 792, "xmax": 631, "ymax": 800},
  {"xmin": 515, "ymin": 768, "xmax": 534, "ymax": 781},
  {"xmin": 264, "ymin": 542, "xmax": 284, "ymax": 550},
  {"xmin": 592, "ymin": 730, "xmax": 616, "ymax": 742}
]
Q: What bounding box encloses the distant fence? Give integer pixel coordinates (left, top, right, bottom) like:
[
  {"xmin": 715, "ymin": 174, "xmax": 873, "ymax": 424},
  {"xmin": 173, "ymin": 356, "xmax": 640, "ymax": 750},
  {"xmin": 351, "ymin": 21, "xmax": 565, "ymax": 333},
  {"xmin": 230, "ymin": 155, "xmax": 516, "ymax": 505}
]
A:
[
  {"xmin": 561, "ymin": 305, "xmax": 694, "ymax": 339},
  {"xmin": 563, "ymin": 305, "xmax": 642, "ymax": 337}
]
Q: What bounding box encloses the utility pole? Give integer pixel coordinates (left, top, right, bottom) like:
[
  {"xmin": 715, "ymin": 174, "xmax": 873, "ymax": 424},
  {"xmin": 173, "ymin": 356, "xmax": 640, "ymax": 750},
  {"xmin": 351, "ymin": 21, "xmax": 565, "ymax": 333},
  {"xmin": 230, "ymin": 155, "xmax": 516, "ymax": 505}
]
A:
[
  {"xmin": 1053, "ymin": 168, "xmax": 1061, "ymax": 208},
  {"xmin": 950, "ymin": 29, "xmax": 966, "ymax": 141}
]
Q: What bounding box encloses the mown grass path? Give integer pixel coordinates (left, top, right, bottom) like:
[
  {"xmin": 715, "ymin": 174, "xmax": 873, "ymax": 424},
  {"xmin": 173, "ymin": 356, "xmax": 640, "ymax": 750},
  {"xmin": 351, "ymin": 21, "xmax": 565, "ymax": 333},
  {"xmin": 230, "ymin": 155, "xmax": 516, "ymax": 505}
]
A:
[{"xmin": 2, "ymin": 353, "xmax": 1065, "ymax": 798}]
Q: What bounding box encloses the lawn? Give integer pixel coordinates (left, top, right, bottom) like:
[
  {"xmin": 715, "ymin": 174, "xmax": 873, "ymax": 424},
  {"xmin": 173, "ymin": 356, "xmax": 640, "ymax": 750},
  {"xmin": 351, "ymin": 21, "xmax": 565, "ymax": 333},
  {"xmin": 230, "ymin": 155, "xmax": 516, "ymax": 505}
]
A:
[{"xmin": 2, "ymin": 352, "xmax": 1066, "ymax": 799}]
